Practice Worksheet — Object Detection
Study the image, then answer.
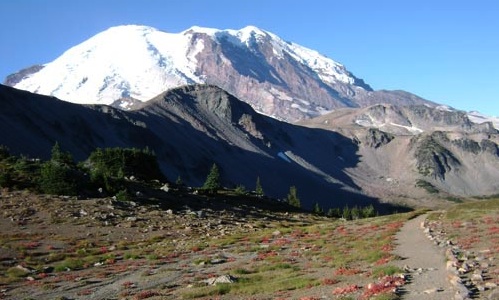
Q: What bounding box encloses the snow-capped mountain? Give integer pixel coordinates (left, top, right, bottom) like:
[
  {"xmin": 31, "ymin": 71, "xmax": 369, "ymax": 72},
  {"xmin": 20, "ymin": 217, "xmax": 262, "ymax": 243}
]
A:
[{"xmin": 6, "ymin": 24, "xmax": 433, "ymax": 121}]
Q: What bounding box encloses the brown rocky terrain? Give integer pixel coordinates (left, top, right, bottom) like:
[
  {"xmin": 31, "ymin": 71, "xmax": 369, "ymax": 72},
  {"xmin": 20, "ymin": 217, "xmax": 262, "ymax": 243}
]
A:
[
  {"xmin": 298, "ymin": 105, "xmax": 499, "ymax": 205},
  {"xmin": 1, "ymin": 187, "xmax": 497, "ymax": 300}
]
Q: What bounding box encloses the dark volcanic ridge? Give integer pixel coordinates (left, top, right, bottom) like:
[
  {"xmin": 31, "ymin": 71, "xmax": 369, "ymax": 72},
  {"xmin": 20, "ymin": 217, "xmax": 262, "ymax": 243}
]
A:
[{"xmin": 1, "ymin": 84, "xmax": 499, "ymax": 209}]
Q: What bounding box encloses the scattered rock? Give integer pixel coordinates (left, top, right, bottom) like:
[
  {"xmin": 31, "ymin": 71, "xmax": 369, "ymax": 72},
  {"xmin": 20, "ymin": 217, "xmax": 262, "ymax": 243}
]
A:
[
  {"xmin": 15, "ymin": 265, "xmax": 34, "ymax": 274},
  {"xmin": 485, "ymin": 282, "xmax": 497, "ymax": 288},
  {"xmin": 210, "ymin": 258, "xmax": 226, "ymax": 264},
  {"xmin": 204, "ymin": 275, "xmax": 237, "ymax": 285},
  {"xmin": 161, "ymin": 184, "xmax": 170, "ymax": 192},
  {"xmin": 424, "ymin": 288, "xmax": 439, "ymax": 294},
  {"xmin": 471, "ymin": 273, "xmax": 483, "ymax": 283}
]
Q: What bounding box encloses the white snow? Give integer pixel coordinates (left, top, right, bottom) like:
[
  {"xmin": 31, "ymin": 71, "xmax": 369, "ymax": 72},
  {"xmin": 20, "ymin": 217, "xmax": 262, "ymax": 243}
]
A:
[
  {"xmin": 12, "ymin": 24, "xmax": 362, "ymax": 106},
  {"xmin": 436, "ymin": 105, "xmax": 454, "ymax": 112},
  {"xmin": 291, "ymin": 103, "xmax": 311, "ymax": 113},
  {"xmin": 354, "ymin": 118, "xmax": 424, "ymax": 134},
  {"xmin": 389, "ymin": 122, "xmax": 424, "ymax": 134},
  {"xmin": 15, "ymin": 25, "xmax": 205, "ymax": 105},
  {"xmin": 468, "ymin": 111, "xmax": 499, "ymax": 129},
  {"xmin": 277, "ymin": 151, "xmax": 292, "ymax": 163}
]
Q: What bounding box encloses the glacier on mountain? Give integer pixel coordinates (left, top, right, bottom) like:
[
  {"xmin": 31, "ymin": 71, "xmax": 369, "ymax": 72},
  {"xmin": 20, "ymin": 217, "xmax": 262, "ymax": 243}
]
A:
[{"xmin": 11, "ymin": 24, "xmax": 359, "ymax": 107}]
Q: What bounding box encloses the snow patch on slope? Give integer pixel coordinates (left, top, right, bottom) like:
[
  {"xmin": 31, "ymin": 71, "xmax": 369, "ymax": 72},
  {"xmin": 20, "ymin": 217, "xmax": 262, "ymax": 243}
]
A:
[
  {"xmin": 389, "ymin": 122, "xmax": 423, "ymax": 134},
  {"xmin": 354, "ymin": 118, "xmax": 424, "ymax": 134},
  {"xmin": 468, "ymin": 111, "xmax": 499, "ymax": 130},
  {"xmin": 15, "ymin": 25, "xmax": 205, "ymax": 105}
]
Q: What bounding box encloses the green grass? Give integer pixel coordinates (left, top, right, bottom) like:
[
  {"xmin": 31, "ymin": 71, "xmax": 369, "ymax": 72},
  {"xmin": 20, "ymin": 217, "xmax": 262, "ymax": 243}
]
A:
[
  {"xmin": 183, "ymin": 267, "xmax": 318, "ymax": 299},
  {"xmin": 415, "ymin": 179, "xmax": 439, "ymax": 194},
  {"xmin": 6, "ymin": 266, "xmax": 30, "ymax": 279},
  {"xmin": 444, "ymin": 196, "xmax": 464, "ymax": 203},
  {"xmin": 371, "ymin": 265, "xmax": 404, "ymax": 278},
  {"xmin": 444, "ymin": 198, "xmax": 499, "ymax": 220},
  {"xmin": 54, "ymin": 258, "xmax": 85, "ymax": 272}
]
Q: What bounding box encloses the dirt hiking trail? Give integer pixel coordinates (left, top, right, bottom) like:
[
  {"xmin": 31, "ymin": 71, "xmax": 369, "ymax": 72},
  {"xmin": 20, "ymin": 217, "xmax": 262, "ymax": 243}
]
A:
[{"xmin": 393, "ymin": 214, "xmax": 456, "ymax": 299}]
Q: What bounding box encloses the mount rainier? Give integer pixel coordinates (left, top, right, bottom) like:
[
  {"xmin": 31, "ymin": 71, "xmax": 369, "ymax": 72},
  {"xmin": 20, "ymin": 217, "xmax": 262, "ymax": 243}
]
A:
[{"xmin": 6, "ymin": 24, "xmax": 433, "ymax": 122}]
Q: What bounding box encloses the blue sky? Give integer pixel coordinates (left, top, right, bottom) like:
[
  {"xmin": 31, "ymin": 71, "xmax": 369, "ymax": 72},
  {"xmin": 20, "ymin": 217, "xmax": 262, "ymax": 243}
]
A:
[{"xmin": 1, "ymin": 0, "xmax": 498, "ymax": 116}]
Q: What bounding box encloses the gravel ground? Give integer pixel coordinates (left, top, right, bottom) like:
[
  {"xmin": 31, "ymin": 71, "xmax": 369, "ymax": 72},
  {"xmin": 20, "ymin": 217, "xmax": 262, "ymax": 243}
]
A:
[{"xmin": 393, "ymin": 214, "xmax": 456, "ymax": 299}]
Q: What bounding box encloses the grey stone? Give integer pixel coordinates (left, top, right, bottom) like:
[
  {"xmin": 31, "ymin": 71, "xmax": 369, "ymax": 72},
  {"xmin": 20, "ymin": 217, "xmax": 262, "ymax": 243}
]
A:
[{"xmin": 204, "ymin": 275, "xmax": 237, "ymax": 285}]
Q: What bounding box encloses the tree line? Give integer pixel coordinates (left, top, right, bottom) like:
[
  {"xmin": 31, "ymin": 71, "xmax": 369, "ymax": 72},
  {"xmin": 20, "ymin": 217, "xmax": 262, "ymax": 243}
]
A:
[
  {"xmin": 0, "ymin": 143, "xmax": 163, "ymax": 196},
  {"xmin": 1, "ymin": 144, "xmax": 379, "ymax": 218}
]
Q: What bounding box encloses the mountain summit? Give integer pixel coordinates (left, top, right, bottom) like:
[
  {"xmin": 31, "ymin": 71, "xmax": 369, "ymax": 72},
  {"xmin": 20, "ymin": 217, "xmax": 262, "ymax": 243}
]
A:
[{"xmin": 6, "ymin": 25, "xmax": 432, "ymax": 121}]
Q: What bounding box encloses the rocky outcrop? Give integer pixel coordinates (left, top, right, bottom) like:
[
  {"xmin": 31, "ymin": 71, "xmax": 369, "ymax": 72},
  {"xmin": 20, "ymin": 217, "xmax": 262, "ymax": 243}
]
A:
[
  {"xmin": 364, "ymin": 128, "xmax": 394, "ymax": 148},
  {"xmin": 414, "ymin": 133, "xmax": 461, "ymax": 179},
  {"xmin": 3, "ymin": 65, "xmax": 44, "ymax": 86}
]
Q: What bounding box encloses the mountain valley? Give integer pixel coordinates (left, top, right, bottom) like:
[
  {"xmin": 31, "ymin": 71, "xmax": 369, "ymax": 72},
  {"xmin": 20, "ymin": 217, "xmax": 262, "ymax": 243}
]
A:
[{"xmin": 1, "ymin": 23, "xmax": 499, "ymax": 300}]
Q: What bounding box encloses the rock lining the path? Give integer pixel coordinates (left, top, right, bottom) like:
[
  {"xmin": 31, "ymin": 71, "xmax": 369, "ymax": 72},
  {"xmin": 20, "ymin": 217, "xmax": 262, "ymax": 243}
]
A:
[{"xmin": 423, "ymin": 217, "xmax": 497, "ymax": 300}]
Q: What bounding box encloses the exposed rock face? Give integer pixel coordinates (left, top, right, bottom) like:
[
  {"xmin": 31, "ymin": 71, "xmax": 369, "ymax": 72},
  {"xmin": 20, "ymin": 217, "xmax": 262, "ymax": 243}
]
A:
[
  {"xmin": 364, "ymin": 128, "xmax": 394, "ymax": 149},
  {"xmin": 300, "ymin": 104, "xmax": 498, "ymax": 135},
  {"xmin": 298, "ymin": 105, "xmax": 499, "ymax": 202},
  {"xmin": 3, "ymin": 65, "xmax": 44, "ymax": 86},
  {"xmin": 413, "ymin": 133, "xmax": 461, "ymax": 180}
]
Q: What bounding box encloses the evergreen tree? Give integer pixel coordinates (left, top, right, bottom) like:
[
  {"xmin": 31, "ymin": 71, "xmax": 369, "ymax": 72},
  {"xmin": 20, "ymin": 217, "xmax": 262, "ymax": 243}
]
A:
[
  {"xmin": 342, "ymin": 205, "xmax": 351, "ymax": 220},
  {"xmin": 312, "ymin": 202, "xmax": 323, "ymax": 215},
  {"xmin": 351, "ymin": 206, "xmax": 360, "ymax": 220},
  {"xmin": 255, "ymin": 176, "xmax": 264, "ymax": 197},
  {"xmin": 175, "ymin": 175, "xmax": 183, "ymax": 186},
  {"xmin": 361, "ymin": 204, "xmax": 376, "ymax": 218},
  {"xmin": 327, "ymin": 207, "xmax": 341, "ymax": 218},
  {"xmin": 87, "ymin": 147, "xmax": 164, "ymax": 192},
  {"xmin": 39, "ymin": 143, "xmax": 77, "ymax": 195},
  {"xmin": 50, "ymin": 142, "xmax": 73, "ymax": 165},
  {"xmin": 234, "ymin": 184, "xmax": 247, "ymax": 195},
  {"xmin": 287, "ymin": 185, "xmax": 300, "ymax": 208},
  {"xmin": 202, "ymin": 163, "xmax": 221, "ymax": 193},
  {"xmin": 0, "ymin": 145, "xmax": 10, "ymax": 160}
]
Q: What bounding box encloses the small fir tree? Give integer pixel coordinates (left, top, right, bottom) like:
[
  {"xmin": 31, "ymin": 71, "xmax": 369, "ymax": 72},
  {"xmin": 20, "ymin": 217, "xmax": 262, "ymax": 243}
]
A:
[
  {"xmin": 0, "ymin": 145, "xmax": 10, "ymax": 160},
  {"xmin": 39, "ymin": 143, "xmax": 77, "ymax": 195},
  {"xmin": 234, "ymin": 184, "xmax": 247, "ymax": 195},
  {"xmin": 351, "ymin": 206, "xmax": 360, "ymax": 220},
  {"xmin": 361, "ymin": 204, "xmax": 376, "ymax": 218},
  {"xmin": 327, "ymin": 207, "xmax": 341, "ymax": 218},
  {"xmin": 255, "ymin": 176, "xmax": 264, "ymax": 197},
  {"xmin": 175, "ymin": 175, "xmax": 183, "ymax": 186},
  {"xmin": 312, "ymin": 202, "xmax": 323, "ymax": 215},
  {"xmin": 342, "ymin": 205, "xmax": 351, "ymax": 220},
  {"xmin": 287, "ymin": 185, "xmax": 300, "ymax": 208},
  {"xmin": 202, "ymin": 163, "xmax": 221, "ymax": 193}
]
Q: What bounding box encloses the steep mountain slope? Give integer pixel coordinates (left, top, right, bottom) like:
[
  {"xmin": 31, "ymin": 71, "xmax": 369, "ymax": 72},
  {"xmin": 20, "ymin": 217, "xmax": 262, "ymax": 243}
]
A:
[
  {"xmin": 299, "ymin": 105, "xmax": 499, "ymax": 205},
  {"xmin": 6, "ymin": 25, "xmax": 433, "ymax": 122},
  {"xmin": 2, "ymin": 84, "xmax": 499, "ymax": 207},
  {"xmin": 0, "ymin": 84, "xmax": 385, "ymax": 209}
]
